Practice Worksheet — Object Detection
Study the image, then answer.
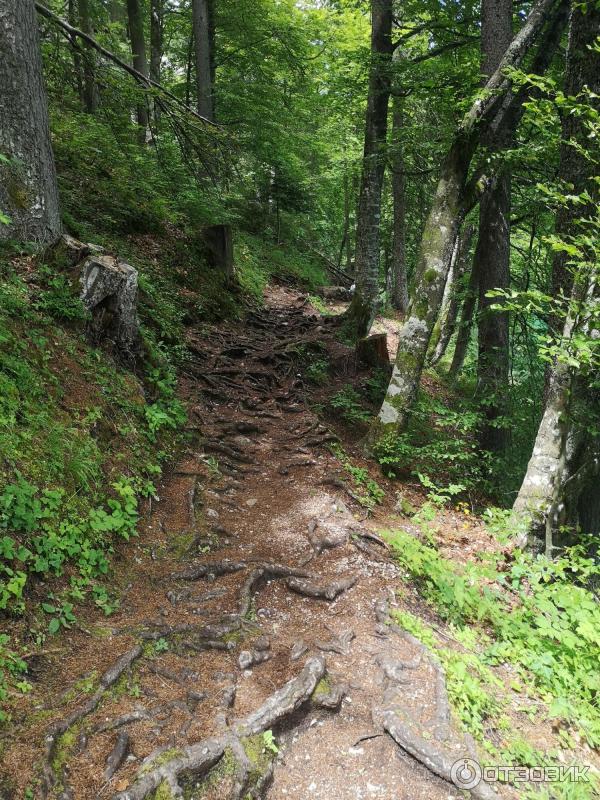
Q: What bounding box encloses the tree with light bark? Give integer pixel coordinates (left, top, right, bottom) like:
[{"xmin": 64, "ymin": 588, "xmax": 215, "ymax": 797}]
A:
[
  {"xmin": 369, "ymin": 0, "xmax": 565, "ymax": 443},
  {"xmin": 513, "ymin": 0, "xmax": 600, "ymax": 551}
]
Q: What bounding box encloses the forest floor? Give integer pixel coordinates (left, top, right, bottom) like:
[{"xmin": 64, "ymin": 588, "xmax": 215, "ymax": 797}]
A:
[{"xmin": 1, "ymin": 286, "xmax": 594, "ymax": 800}]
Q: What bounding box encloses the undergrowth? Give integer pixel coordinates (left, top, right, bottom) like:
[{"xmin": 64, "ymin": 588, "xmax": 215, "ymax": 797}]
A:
[
  {"xmin": 385, "ymin": 525, "xmax": 600, "ymax": 798},
  {"xmin": 0, "ymin": 261, "xmax": 184, "ymax": 720}
]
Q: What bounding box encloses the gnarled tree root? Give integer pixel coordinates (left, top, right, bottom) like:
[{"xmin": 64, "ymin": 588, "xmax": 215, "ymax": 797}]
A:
[
  {"xmin": 374, "ymin": 600, "xmax": 495, "ymax": 800},
  {"xmin": 286, "ymin": 574, "xmax": 357, "ymax": 601},
  {"xmin": 112, "ymin": 656, "xmax": 326, "ymax": 800},
  {"xmin": 41, "ymin": 645, "xmax": 142, "ymax": 798}
]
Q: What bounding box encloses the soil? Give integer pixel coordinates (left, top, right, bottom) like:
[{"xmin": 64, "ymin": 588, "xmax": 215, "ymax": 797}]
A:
[{"xmin": 1, "ymin": 286, "xmax": 593, "ymax": 800}]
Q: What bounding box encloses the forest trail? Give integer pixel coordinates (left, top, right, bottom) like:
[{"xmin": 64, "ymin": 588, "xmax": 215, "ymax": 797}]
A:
[{"xmin": 4, "ymin": 287, "xmax": 502, "ymax": 800}]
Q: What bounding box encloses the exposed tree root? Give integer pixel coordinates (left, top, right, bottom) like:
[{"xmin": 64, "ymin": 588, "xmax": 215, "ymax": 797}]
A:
[
  {"xmin": 172, "ymin": 560, "xmax": 247, "ymax": 581},
  {"xmin": 286, "ymin": 574, "xmax": 357, "ymax": 600},
  {"xmin": 112, "ymin": 656, "xmax": 326, "ymax": 800},
  {"xmin": 104, "ymin": 731, "xmax": 130, "ymax": 779},
  {"xmin": 373, "ymin": 600, "xmax": 495, "ymax": 799},
  {"xmin": 41, "ymin": 646, "xmax": 142, "ymax": 798}
]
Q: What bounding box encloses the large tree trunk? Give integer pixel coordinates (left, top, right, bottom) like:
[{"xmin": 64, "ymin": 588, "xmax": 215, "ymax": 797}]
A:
[
  {"xmin": 126, "ymin": 0, "xmax": 149, "ymax": 138},
  {"xmin": 192, "ymin": 0, "xmax": 214, "ymax": 121},
  {"xmin": 390, "ymin": 89, "xmax": 409, "ymax": 314},
  {"xmin": 513, "ymin": 0, "xmax": 600, "ymax": 551},
  {"xmin": 370, "ymin": 0, "xmax": 558, "ymax": 439},
  {"xmin": 78, "ymin": 0, "xmax": 99, "ymax": 113},
  {"xmin": 474, "ymin": 0, "xmax": 514, "ymax": 454},
  {"xmin": 0, "ymin": 0, "xmax": 61, "ymax": 244},
  {"xmin": 430, "ymin": 223, "xmax": 475, "ymax": 366},
  {"xmin": 342, "ymin": 0, "xmax": 393, "ymax": 338}
]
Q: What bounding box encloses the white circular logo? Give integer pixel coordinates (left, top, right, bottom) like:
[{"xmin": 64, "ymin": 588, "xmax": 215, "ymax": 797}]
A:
[{"xmin": 451, "ymin": 758, "xmax": 482, "ymax": 790}]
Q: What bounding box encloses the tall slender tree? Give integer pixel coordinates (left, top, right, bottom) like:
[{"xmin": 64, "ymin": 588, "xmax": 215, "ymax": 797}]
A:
[
  {"xmin": 192, "ymin": 0, "xmax": 214, "ymax": 121},
  {"xmin": 150, "ymin": 0, "xmax": 164, "ymax": 122},
  {"xmin": 389, "ymin": 85, "xmax": 409, "ymax": 313},
  {"xmin": 78, "ymin": 0, "xmax": 99, "ymax": 113},
  {"xmin": 126, "ymin": 0, "xmax": 149, "ymax": 137},
  {"xmin": 474, "ymin": 0, "xmax": 514, "ymax": 453},
  {"xmin": 343, "ymin": 0, "xmax": 393, "ymax": 338},
  {"xmin": 0, "ymin": 0, "xmax": 61, "ymax": 243}
]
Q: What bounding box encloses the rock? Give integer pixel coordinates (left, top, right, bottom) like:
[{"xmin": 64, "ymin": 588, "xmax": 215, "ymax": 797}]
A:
[
  {"xmin": 238, "ymin": 650, "xmax": 254, "ymax": 670},
  {"xmin": 356, "ymin": 333, "xmax": 390, "ymax": 369},
  {"xmin": 80, "ymin": 254, "xmax": 141, "ymax": 363}
]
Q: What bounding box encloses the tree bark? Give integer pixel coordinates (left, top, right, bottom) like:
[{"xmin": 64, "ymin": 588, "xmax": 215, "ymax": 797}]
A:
[
  {"xmin": 0, "ymin": 0, "xmax": 61, "ymax": 244},
  {"xmin": 390, "ymin": 89, "xmax": 409, "ymax": 314},
  {"xmin": 370, "ymin": 0, "xmax": 558, "ymax": 440},
  {"xmin": 474, "ymin": 0, "xmax": 513, "ymax": 454},
  {"xmin": 343, "ymin": 0, "xmax": 393, "ymax": 338},
  {"xmin": 150, "ymin": 0, "xmax": 164, "ymax": 123},
  {"xmin": 126, "ymin": 0, "xmax": 149, "ymax": 138},
  {"xmin": 192, "ymin": 0, "xmax": 214, "ymax": 122},
  {"xmin": 77, "ymin": 0, "xmax": 99, "ymax": 113},
  {"xmin": 430, "ymin": 223, "xmax": 475, "ymax": 366},
  {"xmin": 448, "ymin": 256, "xmax": 479, "ymax": 379},
  {"xmin": 513, "ymin": 0, "xmax": 600, "ymax": 550}
]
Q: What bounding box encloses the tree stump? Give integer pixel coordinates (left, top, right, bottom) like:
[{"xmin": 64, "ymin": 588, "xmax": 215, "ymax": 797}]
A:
[
  {"xmin": 80, "ymin": 254, "xmax": 141, "ymax": 364},
  {"xmin": 356, "ymin": 333, "xmax": 390, "ymax": 369},
  {"xmin": 202, "ymin": 224, "xmax": 234, "ymax": 280}
]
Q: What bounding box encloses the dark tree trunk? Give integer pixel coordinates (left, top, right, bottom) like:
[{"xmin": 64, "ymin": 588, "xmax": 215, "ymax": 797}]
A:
[
  {"xmin": 0, "ymin": 0, "xmax": 61, "ymax": 244},
  {"xmin": 343, "ymin": 0, "xmax": 393, "ymax": 338},
  {"xmin": 474, "ymin": 0, "xmax": 514, "ymax": 454},
  {"xmin": 126, "ymin": 0, "xmax": 149, "ymax": 138},
  {"xmin": 192, "ymin": 0, "xmax": 214, "ymax": 121},
  {"xmin": 390, "ymin": 92, "xmax": 409, "ymax": 314},
  {"xmin": 68, "ymin": 0, "xmax": 84, "ymax": 103},
  {"xmin": 150, "ymin": 0, "xmax": 164, "ymax": 122},
  {"xmin": 77, "ymin": 0, "xmax": 99, "ymax": 113}
]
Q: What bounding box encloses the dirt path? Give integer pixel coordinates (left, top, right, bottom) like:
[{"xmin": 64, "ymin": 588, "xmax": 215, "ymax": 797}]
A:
[{"xmin": 3, "ymin": 287, "xmax": 500, "ymax": 800}]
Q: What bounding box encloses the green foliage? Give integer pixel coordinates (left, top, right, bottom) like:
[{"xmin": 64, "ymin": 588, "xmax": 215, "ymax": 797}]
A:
[
  {"xmin": 373, "ymin": 392, "xmax": 489, "ymax": 496},
  {"xmin": 386, "ymin": 528, "xmax": 600, "ymax": 749},
  {"xmin": 329, "ymin": 385, "xmax": 371, "ymax": 425},
  {"xmin": 305, "ymin": 357, "xmax": 330, "ymax": 385},
  {"xmin": 331, "ymin": 444, "xmax": 385, "ymax": 511}
]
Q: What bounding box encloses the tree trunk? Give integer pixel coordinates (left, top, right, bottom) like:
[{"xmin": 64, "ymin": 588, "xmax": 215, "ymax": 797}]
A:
[
  {"xmin": 77, "ymin": 0, "xmax": 99, "ymax": 113},
  {"xmin": 513, "ymin": 278, "xmax": 591, "ymax": 551},
  {"xmin": 150, "ymin": 0, "xmax": 164, "ymax": 122},
  {"xmin": 430, "ymin": 223, "xmax": 475, "ymax": 366},
  {"xmin": 390, "ymin": 89, "xmax": 409, "ymax": 314},
  {"xmin": 0, "ymin": 0, "xmax": 61, "ymax": 244},
  {"xmin": 192, "ymin": 0, "xmax": 214, "ymax": 121},
  {"xmin": 448, "ymin": 256, "xmax": 479, "ymax": 379},
  {"xmin": 126, "ymin": 0, "xmax": 149, "ymax": 138},
  {"xmin": 68, "ymin": 0, "xmax": 84, "ymax": 103},
  {"xmin": 474, "ymin": 0, "xmax": 513, "ymax": 454},
  {"xmin": 513, "ymin": 0, "xmax": 600, "ymax": 550},
  {"xmin": 370, "ymin": 0, "xmax": 558, "ymax": 440},
  {"xmin": 342, "ymin": 0, "xmax": 393, "ymax": 338}
]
